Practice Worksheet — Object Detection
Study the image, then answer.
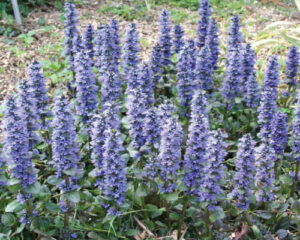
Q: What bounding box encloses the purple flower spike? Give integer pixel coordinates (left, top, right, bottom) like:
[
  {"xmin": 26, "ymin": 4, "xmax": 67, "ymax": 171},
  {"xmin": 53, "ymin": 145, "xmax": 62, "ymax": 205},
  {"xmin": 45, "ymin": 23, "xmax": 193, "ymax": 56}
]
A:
[
  {"xmin": 17, "ymin": 80, "xmax": 39, "ymax": 148},
  {"xmin": 258, "ymin": 56, "xmax": 280, "ymax": 142},
  {"xmin": 159, "ymin": 9, "xmax": 172, "ymax": 67},
  {"xmin": 285, "ymin": 46, "xmax": 299, "ymax": 86},
  {"xmin": 177, "ymin": 41, "xmax": 196, "ymax": 111},
  {"xmin": 173, "ymin": 24, "xmax": 184, "ymax": 54},
  {"xmin": 184, "ymin": 91, "xmax": 210, "ymax": 194},
  {"xmin": 52, "ymin": 95, "xmax": 81, "ymax": 180},
  {"xmin": 159, "ymin": 114, "xmax": 183, "ymax": 193},
  {"xmin": 241, "ymin": 43, "xmax": 256, "ymax": 95},
  {"xmin": 271, "ymin": 112, "xmax": 287, "ymax": 155},
  {"xmin": 232, "ymin": 134, "xmax": 256, "ymax": 210},
  {"xmin": 28, "ymin": 60, "xmax": 49, "ymax": 122},
  {"xmin": 205, "ymin": 18, "xmax": 219, "ymax": 69},
  {"xmin": 83, "ymin": 24, "xmax": 94, "ymax": 61},
  {"xmin": 227, "ymin": 15, "xmax": 243, "ymax": 53},
  {"xmin": 103, "ymin": 128, "xmax": 127, "ymax": 216},
  {"xmin": 197, "ymin": 0, "xmax": 211, "ymax": 48},
  {"xmin": 198, "ymin": 130, "xmax": 227, "ymax": 211},
  {"xmin": 291, "ymin": 92, "xmax": 300, "ymax": 162},
  {"xmin": 123, "ymin": 23, "xmax": 140, "ymax": 82},
  {"xmin": 64, "ymin": 2, "xmax": 79, "ymax": 70},
  {"xmin": 74, "ymin": 50, "xmax": 98, "ymax": 123},
  {"xmin": 2, "ymin": 96, "xmax": 36, "ymax": 188},
  {"xmin": 255, "ymin": 140, "xmax": 276, "ymax": 202},
  {"xmin": 195, "ymin": 45, "xmax": 213, "ymax": 91}
]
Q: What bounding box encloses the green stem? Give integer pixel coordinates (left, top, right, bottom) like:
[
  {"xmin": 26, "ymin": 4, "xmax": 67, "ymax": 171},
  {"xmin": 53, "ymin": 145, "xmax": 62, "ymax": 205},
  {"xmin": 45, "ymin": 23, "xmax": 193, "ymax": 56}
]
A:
[
  {"xmin": 205, "ymin": 208, "xmax": 211, "ymax": 237},
  {"xmin": 64, "ymin": 176, "xmax": 70, "ymax": 228},
  {"xmin": 244, "ymin": 211, "xmax": 252, "ymax": 226},
  {"xmin": 26, "ymin": 199, "xmax": 33, "ymax": 216},
  {"xmin": 141, "ymin": 196, "xmax": 149, "ymax": 220},
  {"xmin": 177, "ymin": 196, "xmax": 188, "ymax": 239},
  {"xmin": 290, "ymin": 161, "xmax": 299, "ymax": 197},
  {"xmin": 165, "ymin": 200, "xmax": 171, "ymax": 230}
]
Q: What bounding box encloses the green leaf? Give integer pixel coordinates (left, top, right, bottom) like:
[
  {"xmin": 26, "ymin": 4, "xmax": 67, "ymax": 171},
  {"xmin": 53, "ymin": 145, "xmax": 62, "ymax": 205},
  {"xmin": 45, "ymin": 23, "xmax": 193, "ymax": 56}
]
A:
[
  {"xmin": 64, "ymin": 191, "xmax": 81, "ymax": 203},
  {"xmin": 292, "ymin": 200, "xmax": 300, "ymax": 214},
  {"xmin": 169, "ymin": 212, "xmax": 179, "ymax": 220},
  {"xmin": 282, "ymin": 33, "xmax": 300, "ymax": 49},
  {"xmin": 136, "ymin": 183, "xmax": 148, "ymax": 198},
  {"xmin": 257, "ymin": 211, "xmax": 272, "ymax": 219},
  {"xmin": 164, "ymin": 192, "xmax": 178, "ymax": 202},
  {"xmin": 24, "ymin": 182, "xmax": 41, "ymax": 195},
  {"xmin": 1, "ymin": 213, "xmax": 16, "ymax": 226},
  {"xmin": 209, "ymin": 207, "xmax": 225, "ymax": 222},
  {"xmin": 126, "ymin": 229, "xmax": 138, "ymax": 236},
  {"xmin": 46, "ymin": 175, "xmax": 62, "ymax": 185},
  {"xmin": 252, "ymin": 225, "xmax": 262, "ymax": 238},
  {"xmin": 5, "ymin": 200, "xmax": 23, "ymax": 213},
  {"xmin": 45, "ymin": 202, "xmax": 60, "ymax": 213},
  {"xmin": 279, "ymin": 175, "xmax": 293, "ymax": 185},
  {"xmin": 146, "ymin": 204, "xmax": 164, "ymax": 218}
]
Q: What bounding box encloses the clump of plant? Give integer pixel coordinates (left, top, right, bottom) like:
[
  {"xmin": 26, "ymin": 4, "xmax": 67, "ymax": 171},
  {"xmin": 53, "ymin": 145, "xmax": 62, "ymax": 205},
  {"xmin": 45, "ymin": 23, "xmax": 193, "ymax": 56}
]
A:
[{"xmin": 0, "ymin": 1, "xmax": 299, "ymax": 239}]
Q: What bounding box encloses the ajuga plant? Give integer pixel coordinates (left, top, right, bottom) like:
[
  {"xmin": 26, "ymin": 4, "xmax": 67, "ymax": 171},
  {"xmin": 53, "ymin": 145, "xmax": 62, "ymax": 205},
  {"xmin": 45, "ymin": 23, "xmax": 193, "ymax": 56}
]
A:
[
  {"xmin": 232, "ymin": 134, "xmax": 256, "ymax": 212},
  {"xmin": 64, "ymin": 2, "xmax": 78, "ymax": 71},
  {"xmin": 195, "ymin": 45, "xmax": 213, "ymax": 91},
  {"xmin": 126, "ymin": 87, "xmax": 147, "ymax": 155},
  {"xmin": 28, "ymin": 60, "xmax": 49, "ymax": 125},
  {"xmin": 90, "ymin": 112, "xmax": 106, "ymax": 191},
  {"xmin": 290, "ymin": 92, "xmax": 300, "ymax": 196},
  {"xmin": 2, "ymin": 96, "xmax": 37, "ymax": 224},
  {"xmin": 205, "ymin": 18, "xmax": 219, "ymax": 70},
  {"xmin": 102, "ymin": 128, "xmax": 127, "ymax": 216},
  {"xmin": 227, "ymin": 15, "xmax": 243, "ymax": 53},
  {"xmin": 176, "ymin": 41, "xmax": 196, "ymax": 114},
  {"xmin": 1, "ymin": 1, "xmax": 300, "ymax": 239},
  {"xmin": 241, "ymin": 43, "xmax": 256, "ymax": 96},
  {"xmin": 198, "ymin": 130, "xmax": 227, "ymax": 210},
  {"xmin": 123, "ymin": 23, "xmax": 140, "ymax": 82},
  {"xmin": 17, "ymin": 80, "xmax": 39, "ymax": 148},
  {"xmin": 94, "ymin": 24, "xmax": 106, "ymax": 69},
  {"xmin": 245, "ymin": 73, "xmax": 260, "ymax": 108},
  {"xmin": 173, "ymin": 24, "xmax": 184, "ymax": 54},
  {"xmin": 51, "ymin": 95, "xmax": 82, "ymax": 227},
  {"xmin": 197, "ymin": 0, "xmax": 211, "ymax": 48},
  {"xmin": 100, "ymin": 71, "xmax": 122, "ymax": 107},
  {"xmin": 137, "ymin": 62, "xmax": 154, "ymax": 106},
  {"xmin": 285, "ymin": 46, "xmax": 299, "ymax": 87},
  {"xmin": 159, "ymin": 114, "xmax": 183, "ymax": 193},
  {"xmin": 183, "ymin": 91, "xmax": 210, "ymax": 194},
  {"xmin": 258, "ymin": 56, "xmax": 280, "ymax": 142},
  {"xmin": 109, "ymin": 19, "xmax": 121, "ymax": 68},
  {"xmin": 74, "ymin": 50, "xmax": 98, "ymax": 123},
  {"xmin": 255, "ymin": 140, "xmax": 276, "ymax": 203},
  {"xmin": 73, "ymin": 33, "xmax": 84, "ymax": 54},
  {"xmin": 150, "ymin": 43, "xmax": 163, "ymax": 86},
  {"xmin": 159, "ymin": 9, "xmax": 172, "ymax": 67},
  {"xmin": 83, "ymin": 24, "xmax": 94, "ymax": 61}
]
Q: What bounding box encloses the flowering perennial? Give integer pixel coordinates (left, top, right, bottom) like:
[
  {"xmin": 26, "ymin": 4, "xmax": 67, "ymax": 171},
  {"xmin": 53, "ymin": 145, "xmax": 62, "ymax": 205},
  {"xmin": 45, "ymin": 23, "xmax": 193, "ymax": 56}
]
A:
[
  {"xmin": 197, "ymin": 0, "xmax": 211, "ymax": 48},
  {"xmin": 232, "ymin": 134, "xmax": 256, "ymax": 210},
  {"xmin": 184, "ymin": 91, "xmax": 210, "ymax": 194},
  {"xmin": 74, "ymin": 50, "xmax": 98, "ymax": 123},
  {"xmin": 2, "ymin": 96, "xmax": 36, "ymax": 188},
  {"xmin": 64, "ymin": 2, "xmax": 78, "ymax": 70},
  {"xmin": 285, "ymin": 46, "xmax": 299, "ymax": 86},
  {"xmin": 198, "ymin": 130, "xmax": 227, "ymax": 210},
  {"xmin": 173, "ymin": 24, "xmax": 184, "ymax": 54},
  {"xmin": 205, "ymin": 19, "xmax": 219, "ymax": 69},
  {"xmin": 159, "ymin": 10, "xmax": 172, "ymax": 67},
  {"xmin": 103, "ymin": 128, "xmax": 127, "ymax": 216},
  {"xmin": 159, "ymin": 115, "xmax": 183, "ymax": 193}
]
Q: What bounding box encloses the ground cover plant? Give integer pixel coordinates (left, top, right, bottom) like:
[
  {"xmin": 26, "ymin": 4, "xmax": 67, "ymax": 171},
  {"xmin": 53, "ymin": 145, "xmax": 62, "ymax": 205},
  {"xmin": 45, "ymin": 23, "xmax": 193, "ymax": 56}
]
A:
[{"xmin": 0, "ymin": 0, "xmax": 299, "ymax": 239}]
